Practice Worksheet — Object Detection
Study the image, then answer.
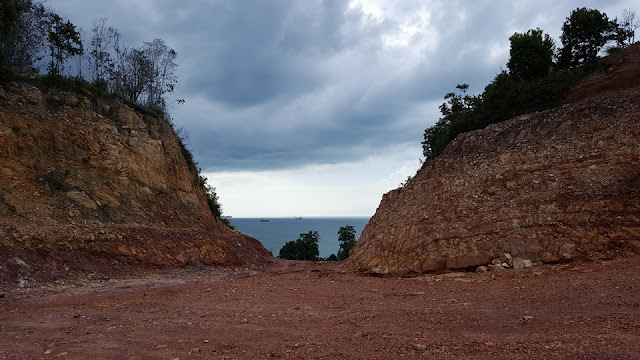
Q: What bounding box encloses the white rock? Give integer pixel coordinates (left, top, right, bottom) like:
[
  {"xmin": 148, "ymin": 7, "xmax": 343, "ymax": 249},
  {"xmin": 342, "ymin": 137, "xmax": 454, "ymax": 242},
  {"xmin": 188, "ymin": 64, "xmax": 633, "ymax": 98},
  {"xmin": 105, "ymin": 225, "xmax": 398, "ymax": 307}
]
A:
[
  {"xmin": 523, "ymin": 259, "xmax": 533, "ymax": 268},
  {"xmin": 513, "ymin": 258, "xmax": 526, "ymax": 270}
]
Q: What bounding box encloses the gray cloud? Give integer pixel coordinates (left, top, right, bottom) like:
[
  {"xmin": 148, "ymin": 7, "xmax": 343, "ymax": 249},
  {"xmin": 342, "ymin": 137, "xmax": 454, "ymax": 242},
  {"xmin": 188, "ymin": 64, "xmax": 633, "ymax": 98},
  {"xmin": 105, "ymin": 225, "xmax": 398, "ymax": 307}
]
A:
[{"xmin": 52, "ymin": 0, "xmax": 637, "ymax": 172}]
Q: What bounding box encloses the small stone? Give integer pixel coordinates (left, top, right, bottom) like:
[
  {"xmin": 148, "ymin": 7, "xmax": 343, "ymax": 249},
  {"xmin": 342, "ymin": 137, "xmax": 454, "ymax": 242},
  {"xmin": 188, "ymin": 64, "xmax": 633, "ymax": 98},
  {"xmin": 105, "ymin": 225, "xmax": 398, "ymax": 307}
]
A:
[
  {"xmin": 523, "ymin": 259, "xmax": 533, "ymax": 268},
  {"xmin": 65, "ymin": 191, "xmax": 98, "ymax": 210},
  {"xmin": 559, "ymin": 243, "xmax": 575, "ymax": 259},
  {"xmin": 476, "ymin": 266, "xmax": 488, "ymax": 273},
  {"xmin": 503, "ymin": 253, "xmax": 514, "ymax": 266},
  {"xmin": 522, "ymin": 315, "xmax": 534, "ymax": 322},
  {"xmin": 44, "ymin": 349, "xmax": 52, "ymax": 354},
  {"xmin": 489, "ymin": 264, "xmax": 504, "ymax": 272},
  {"xmin": 11, "ymin": 257, "xmax": 29, "ymax": 267},
  {"xmin": 413, "ymin": 344, "xmax": 427, "ymax": 351},
  {"xmin": 512, "ymin": 258, "xmax": 526, "ymax": 270},
  {"xmin": 293, "ymin": 343, "xmax": 300, "ymax": 348},
  {"xmin": 203, "ymin": 340, "xmax": 209, "ymax": 344}
]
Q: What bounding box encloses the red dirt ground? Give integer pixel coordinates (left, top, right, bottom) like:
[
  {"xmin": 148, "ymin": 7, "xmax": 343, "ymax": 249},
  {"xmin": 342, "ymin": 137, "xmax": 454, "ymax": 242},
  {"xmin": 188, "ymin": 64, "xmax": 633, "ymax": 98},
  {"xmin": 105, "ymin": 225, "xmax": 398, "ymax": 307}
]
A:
[{"xmin": 1, "ymin": 256, "xmax": 639, "ymax": 359}]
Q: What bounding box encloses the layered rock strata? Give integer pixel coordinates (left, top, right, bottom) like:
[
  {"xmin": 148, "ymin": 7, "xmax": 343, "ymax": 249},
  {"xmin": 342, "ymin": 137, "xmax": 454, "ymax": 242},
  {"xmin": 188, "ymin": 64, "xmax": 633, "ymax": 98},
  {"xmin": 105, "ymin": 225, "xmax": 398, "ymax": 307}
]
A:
[
  {"xmin": 0, "ymin": 82, "xmax": 271, "ymax": 282},
  {"xmin": 348, "ymin": 89, "xmax": 640, "ymax": 274}
]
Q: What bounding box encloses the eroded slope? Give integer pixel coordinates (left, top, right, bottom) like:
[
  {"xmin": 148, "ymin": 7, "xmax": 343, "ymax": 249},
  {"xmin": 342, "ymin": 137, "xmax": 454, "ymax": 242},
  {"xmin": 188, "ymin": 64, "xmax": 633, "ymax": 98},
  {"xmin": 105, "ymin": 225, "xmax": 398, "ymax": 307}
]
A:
[{"xmin": 0, "ymin": 83, "xmax": 271, "ymax": 287}]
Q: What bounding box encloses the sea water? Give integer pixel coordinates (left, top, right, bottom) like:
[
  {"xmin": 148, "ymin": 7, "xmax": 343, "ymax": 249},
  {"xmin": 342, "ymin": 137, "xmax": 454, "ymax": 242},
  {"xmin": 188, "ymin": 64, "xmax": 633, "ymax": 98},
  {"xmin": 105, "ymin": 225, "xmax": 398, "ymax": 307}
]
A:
[{"xmin": 229, "ymin": 217, "xmax": 370, "ymax": 258}]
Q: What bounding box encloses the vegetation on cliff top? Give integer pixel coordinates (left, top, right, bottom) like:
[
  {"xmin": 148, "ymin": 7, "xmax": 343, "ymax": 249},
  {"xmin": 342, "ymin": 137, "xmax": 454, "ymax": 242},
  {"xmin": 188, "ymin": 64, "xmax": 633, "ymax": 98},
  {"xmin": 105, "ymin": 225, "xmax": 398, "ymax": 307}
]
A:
[
  {"xmin": 0, "ymin": 0, "xmax": 231, "ymax": 226},
  {"xmin": 421, "ymin": 7, "xmax": 638, "ymax": 165}
]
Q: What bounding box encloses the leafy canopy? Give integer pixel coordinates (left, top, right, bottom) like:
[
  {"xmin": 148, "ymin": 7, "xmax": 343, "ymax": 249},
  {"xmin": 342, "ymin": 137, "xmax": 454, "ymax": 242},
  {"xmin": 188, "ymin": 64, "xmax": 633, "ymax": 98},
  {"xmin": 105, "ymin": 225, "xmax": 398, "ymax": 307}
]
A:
[
  {"xmin": 422, "ymin": 84, "xmax": 481, "ymax": 161},
  {"xmin": 278, "ymin": 231, "xmax": 320, "ymax": 261},
  {"xmin": 507, "ymin": 28, "xmax": 554, "ymax": 80},
  {"xmin": 337, "ymin": 225, "xmax": 357, "ymax": 260},
  {"xmin": 557, "ymin": 7, "xmax": 623, "ymax": 69}
]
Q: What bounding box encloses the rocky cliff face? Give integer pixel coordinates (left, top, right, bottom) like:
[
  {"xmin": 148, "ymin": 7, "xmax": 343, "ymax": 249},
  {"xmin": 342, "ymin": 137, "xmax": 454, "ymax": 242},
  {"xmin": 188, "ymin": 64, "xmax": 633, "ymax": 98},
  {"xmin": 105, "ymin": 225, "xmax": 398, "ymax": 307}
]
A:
[
  {"xmin": 0, "ymin": 82, "xmax": 271, "ymax": 285},
  {"xmin": 348, "ymin": 55, "xmax": 640, "ymax": 274}
]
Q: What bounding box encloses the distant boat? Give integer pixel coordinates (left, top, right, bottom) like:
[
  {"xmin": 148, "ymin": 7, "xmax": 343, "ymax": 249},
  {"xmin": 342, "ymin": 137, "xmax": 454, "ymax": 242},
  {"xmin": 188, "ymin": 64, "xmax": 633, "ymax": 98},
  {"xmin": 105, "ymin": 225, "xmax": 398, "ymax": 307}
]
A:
[
  {"xmin": 295, "ymin": 216, "xmax": 303, "ymax": 220},
  {"xmin": 259, "ymin": 218, "xmax": 269, "ymax": 222}
]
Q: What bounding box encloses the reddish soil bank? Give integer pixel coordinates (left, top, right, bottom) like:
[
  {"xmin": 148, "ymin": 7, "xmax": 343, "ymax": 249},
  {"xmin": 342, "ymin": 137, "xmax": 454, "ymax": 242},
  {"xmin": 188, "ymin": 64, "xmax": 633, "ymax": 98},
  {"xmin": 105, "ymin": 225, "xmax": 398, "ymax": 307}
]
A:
[{"xmin": 1, "ymin": 257, "xmax": 639, "ymax": 359}]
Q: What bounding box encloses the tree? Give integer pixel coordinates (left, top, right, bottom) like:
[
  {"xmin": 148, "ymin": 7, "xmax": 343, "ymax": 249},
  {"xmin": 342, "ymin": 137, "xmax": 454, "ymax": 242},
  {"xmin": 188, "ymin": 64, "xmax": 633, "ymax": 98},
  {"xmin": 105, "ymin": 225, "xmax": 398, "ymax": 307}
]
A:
[
  {"xmin": 337, "ymin": 225, "xmax": 356, "ymax": 260},
  {"xmin": 141, "ymin": 38, "xmax": 177, "ymax": 108},
  {"xmin": 557, "ymin": 8, "xmax": 622, "ymax": 69},
  {"xmin": 619, "ymin": 9, "xmax": 639, "ymax": 45},
  {"xmin": 119, "ymin": 47, "xmax": 154, "ymax": 102},
  {"xmin": 326, "ymin": 254, "xmax": 338, "ymax": 261},
  {"xmin": 89, "ymin": 17, "xmax": 118, "ymax": 81},
  {"xmin": 278, "ymin": 231, "xmax": 320, "ymax": 261},
  {"xmin": 0, "ymin": 0, "xmax": 48, "ymax": 71},
  {"xmin": 507, "ymin": 28, "xmax": 554, "ymax": 80},
  {"xmin": 47, "ymin": 13, "xmax": 83, "ymax": 75},
  {"xmin": 422, "ymin": 84, "xmax": 481, "ymax": 160}
]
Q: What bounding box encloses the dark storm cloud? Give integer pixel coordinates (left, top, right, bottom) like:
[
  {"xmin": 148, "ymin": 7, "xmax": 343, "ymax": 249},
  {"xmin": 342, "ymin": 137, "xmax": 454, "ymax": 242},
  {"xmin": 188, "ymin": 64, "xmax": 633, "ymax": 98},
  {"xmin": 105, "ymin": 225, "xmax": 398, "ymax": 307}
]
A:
[{"xmin": 51, "ymin": 0, "xmax": 636, "ymax": 171}]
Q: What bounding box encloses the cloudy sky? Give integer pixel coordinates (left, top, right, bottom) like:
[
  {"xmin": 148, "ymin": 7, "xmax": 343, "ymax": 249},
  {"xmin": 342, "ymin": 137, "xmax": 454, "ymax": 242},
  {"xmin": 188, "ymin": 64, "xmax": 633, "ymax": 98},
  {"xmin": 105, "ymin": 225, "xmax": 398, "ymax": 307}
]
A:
[{"xmin": 52, "ymin": 0, "xmax": 636, "ymax": 217}]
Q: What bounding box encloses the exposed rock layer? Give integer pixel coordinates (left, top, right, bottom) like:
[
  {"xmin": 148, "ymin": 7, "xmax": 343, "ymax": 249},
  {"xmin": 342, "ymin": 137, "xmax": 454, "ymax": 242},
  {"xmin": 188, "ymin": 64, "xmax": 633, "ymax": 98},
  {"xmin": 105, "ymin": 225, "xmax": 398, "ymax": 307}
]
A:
[
  {"xmin": 348, "ymin": 70, "xmax": 640, "ymax": 274},
  {"xmin": 0, "ymin": 83, "xmax": 271, "ymax": 284}
]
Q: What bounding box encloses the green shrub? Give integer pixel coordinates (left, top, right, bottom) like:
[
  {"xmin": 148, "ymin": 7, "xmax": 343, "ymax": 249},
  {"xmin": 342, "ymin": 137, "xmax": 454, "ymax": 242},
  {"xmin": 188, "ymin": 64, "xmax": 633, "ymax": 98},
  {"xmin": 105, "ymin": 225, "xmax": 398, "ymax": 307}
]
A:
[
  {"xmin": 279, "ymin": 231, "xmax": 320, "ymax": 261},
  {"xmin": 422, "ymin": 69, "xmax": 588, "ymax": 161}
]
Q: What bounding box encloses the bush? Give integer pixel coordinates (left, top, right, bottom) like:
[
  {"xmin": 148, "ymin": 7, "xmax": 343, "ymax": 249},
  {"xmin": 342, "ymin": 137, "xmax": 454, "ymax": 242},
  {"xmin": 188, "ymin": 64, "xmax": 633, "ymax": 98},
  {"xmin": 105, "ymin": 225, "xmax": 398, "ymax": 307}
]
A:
[
  {"xmin": 278, "ymin": 231, "xmax": 320, "ymax": 261},
  {"xmin": 337, "ymin": 225, "xmax": 357, "ymax": 260},
  {"xmin": 422, "ymin": 69, "xmax": 588, "ymax": 161}
]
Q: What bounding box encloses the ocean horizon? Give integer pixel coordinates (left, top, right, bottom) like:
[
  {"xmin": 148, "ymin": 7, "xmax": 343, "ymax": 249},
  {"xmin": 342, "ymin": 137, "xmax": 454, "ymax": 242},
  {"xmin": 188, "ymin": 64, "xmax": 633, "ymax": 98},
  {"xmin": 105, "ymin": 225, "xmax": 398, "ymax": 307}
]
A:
[{"xmin": 229, "ymin": 216, "xmax": 371, "ymax": 258}]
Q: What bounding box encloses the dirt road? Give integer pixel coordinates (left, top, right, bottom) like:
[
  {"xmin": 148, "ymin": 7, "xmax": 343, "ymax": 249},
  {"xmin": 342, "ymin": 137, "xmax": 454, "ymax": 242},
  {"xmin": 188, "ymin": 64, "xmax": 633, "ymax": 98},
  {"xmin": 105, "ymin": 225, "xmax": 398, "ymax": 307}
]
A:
[{"xmin": 1, "ymin": 257, "xmax": 639, "ymax": 359}]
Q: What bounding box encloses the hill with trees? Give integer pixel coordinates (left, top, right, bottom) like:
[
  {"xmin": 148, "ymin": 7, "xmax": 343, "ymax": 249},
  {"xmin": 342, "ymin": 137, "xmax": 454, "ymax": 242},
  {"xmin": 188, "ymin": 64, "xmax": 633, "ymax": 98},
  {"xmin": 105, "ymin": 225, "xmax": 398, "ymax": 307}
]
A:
[
  {"xmin": 0, "ymin": 0, "xmax": 270, "ymax": 288},
  {"xmin": 348, "ymin": 7, "xmax": 640, "ymax": 275},
  {"xmin": 421, "ymin": 7, "xmax": 636, "ymax": 165}
]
